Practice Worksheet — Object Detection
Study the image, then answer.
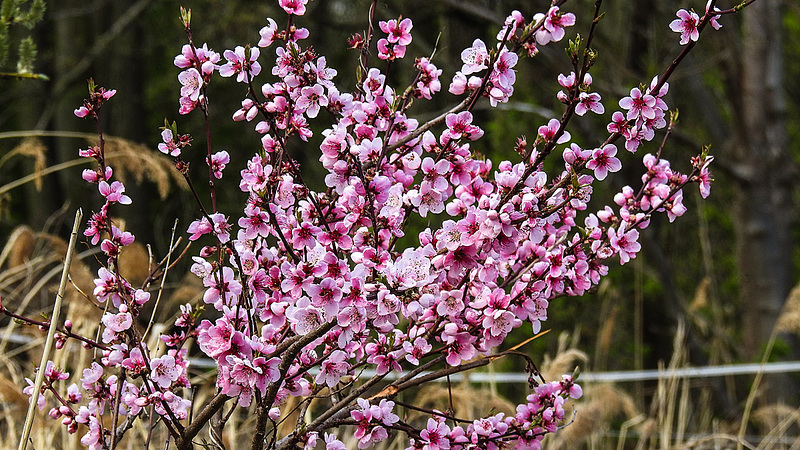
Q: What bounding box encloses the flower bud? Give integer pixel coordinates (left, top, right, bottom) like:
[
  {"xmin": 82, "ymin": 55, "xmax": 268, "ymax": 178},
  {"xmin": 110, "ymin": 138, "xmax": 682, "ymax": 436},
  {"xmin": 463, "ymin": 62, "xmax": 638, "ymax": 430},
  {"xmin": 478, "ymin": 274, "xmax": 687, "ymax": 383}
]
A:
[{"xmin": 269, "ymin": 406, "xmax": 281, "ymax": 421}]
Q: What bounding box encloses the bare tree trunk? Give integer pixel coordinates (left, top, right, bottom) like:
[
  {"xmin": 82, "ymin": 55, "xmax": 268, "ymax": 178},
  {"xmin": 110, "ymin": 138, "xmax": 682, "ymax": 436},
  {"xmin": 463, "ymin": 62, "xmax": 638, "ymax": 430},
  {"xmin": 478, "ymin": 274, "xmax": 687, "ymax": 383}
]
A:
[{"xmin": 732, "ymin": 1, "xmax": 796, "ymax": 387}]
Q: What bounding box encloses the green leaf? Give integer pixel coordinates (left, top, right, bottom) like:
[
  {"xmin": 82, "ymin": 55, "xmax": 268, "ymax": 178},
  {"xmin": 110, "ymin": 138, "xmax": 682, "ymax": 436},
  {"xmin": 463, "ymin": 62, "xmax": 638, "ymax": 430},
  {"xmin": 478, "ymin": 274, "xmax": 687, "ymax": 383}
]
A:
[{"xmin": 19, "ymin": 0, "xmax": 45, "ymax": 29}]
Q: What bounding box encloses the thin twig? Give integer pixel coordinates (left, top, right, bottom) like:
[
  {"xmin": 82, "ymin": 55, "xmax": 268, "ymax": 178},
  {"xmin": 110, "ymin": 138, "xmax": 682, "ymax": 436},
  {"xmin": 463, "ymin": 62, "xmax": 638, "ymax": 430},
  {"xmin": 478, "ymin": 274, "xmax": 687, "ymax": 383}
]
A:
[{"xmin": 143, "ymin": 219, "xmax": 180, "ymax": 340}]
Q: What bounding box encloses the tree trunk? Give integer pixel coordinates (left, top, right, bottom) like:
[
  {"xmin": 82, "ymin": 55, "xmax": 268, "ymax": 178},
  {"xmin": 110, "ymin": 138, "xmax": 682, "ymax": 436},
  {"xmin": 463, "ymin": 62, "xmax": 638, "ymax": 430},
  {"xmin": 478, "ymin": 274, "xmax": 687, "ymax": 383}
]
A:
[{"xmin": 732, "ymin": 1, "xmax": 796, "ymax": 396}]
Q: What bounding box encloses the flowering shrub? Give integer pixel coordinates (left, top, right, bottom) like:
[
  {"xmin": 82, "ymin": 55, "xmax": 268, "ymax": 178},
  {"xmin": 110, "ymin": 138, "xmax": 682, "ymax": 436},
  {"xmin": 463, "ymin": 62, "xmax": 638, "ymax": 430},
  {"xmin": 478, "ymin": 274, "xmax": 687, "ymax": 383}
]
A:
[{"xmin": 4, "ymin": 0, "xmax": 754, "ymax": 449}]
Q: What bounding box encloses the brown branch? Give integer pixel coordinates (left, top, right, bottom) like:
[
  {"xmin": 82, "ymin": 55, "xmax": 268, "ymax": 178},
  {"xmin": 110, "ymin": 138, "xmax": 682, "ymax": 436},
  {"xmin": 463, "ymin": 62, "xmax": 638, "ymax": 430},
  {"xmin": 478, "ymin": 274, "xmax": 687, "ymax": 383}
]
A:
[{"xmin": 175, "ymin": 392, "xmax": 230, "ymax": 450}]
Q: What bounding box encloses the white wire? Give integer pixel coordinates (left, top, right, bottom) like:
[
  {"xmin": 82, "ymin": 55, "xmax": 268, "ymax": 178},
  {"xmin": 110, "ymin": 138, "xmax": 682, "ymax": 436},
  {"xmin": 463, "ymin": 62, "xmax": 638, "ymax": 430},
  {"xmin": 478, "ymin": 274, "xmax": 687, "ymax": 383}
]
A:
[{"xmin": 5, "ymin": 332, "xmax": 798, "ymax": 383}]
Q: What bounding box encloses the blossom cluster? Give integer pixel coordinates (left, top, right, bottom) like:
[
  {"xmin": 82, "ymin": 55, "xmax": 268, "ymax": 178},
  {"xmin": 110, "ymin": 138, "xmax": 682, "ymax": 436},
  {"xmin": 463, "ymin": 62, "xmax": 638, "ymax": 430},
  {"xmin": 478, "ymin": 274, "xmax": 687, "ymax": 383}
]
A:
[{"xmin": 15, "ymin": 1, "xmax": 738, "ymax": 449}]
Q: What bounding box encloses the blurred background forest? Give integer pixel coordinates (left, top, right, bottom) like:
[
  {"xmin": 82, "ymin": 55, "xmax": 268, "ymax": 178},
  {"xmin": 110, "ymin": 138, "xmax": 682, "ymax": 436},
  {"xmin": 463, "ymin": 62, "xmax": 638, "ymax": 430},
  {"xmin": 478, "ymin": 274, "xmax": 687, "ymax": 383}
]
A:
[{"xmin": 2, "ymin": 0, "xmax": 800, "ymax": 447}]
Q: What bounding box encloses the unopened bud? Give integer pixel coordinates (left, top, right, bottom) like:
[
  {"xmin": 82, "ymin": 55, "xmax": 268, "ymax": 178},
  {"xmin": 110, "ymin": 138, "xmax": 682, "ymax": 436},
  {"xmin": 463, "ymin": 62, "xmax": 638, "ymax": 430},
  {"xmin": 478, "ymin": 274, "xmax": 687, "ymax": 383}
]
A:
[
  {"xmin": 269, "ymin": 406, "xmax": 281, "ymax": 421},
  {"xmin": 180, "ymin": 6, "xmax": 192, "ymax": 28}
]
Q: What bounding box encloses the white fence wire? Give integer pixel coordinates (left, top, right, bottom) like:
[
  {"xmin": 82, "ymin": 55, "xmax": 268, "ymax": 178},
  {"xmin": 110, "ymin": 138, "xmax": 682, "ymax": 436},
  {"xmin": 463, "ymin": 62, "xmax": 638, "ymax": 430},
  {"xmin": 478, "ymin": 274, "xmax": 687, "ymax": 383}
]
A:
[{"xmin": 4, "ymin": 332, "xmax": 799, "ymax": 383}]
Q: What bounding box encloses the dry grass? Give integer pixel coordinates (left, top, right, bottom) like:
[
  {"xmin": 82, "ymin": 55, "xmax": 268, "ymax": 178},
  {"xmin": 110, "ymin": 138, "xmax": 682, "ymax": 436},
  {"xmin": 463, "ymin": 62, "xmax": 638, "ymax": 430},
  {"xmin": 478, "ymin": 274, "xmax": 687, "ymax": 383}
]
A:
[
  {"xmin": 776, "ymin": 284, "xmax": 800, "ymax": 335},
  {"xmin": 0, "ymin": 133, "xmax": 186, "ymax": 218},
  {"xmin": 0, "ymin": 138, "xmax": 47, "ymax": 191}
]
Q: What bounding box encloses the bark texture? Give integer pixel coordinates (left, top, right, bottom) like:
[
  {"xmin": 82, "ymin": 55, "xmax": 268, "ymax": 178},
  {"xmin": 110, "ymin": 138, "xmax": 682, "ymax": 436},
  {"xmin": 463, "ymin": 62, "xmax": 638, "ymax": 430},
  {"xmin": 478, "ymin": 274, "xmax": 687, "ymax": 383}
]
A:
[{"xmin": 732, "ymin": 1, "xmax": 795, "ymax": 361}]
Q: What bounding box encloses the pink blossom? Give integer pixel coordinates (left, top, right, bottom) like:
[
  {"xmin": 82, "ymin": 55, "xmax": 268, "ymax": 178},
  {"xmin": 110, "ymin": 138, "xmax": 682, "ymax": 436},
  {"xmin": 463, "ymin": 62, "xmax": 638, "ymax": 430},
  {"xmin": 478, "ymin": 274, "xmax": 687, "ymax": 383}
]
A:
[
  {"xmin": 121, "ymin": 347, "xmax": 146, "ymax": 374},
  {"xmin": 377, "ymin": 39, "xmax": 406, "ymax": 61},
  {"xmin": 315, "ymin": 350, "xmax": 350, "ymax": 387},
  {"xmin": 493, "ymin": 49, "xmax": 518, "ymax": 90},
  {"xmin": 49, "ymin": 3, "xmax": 733, "ymax": 446},
  {"xmin": 296, "ymin": 84, "xmax": 328, "ymax": 118},
  {"xmin": 390, "ymin": 248, "xmax": 433, "ymax": 290},
  {"xmin": 219, "ymin": 46, "xmax": 261, "ymax": 82},
  {"xmin": 498, "ymin": 10, "xmax": 525, "ymax": 40},
  {"xmin": 436, "ymin": 290, "xmax": 465, "ymax": 318},
  {"xmin": 403, "ymin": 336, "xmax": 432, "ymax": 365},
  {"xmin": 607, "ymin": 110, "xmax": 630, "ymax": 136},
  {"xmin": 460, "ymin": 39, "xmax": 489, "ymax": 75},
  {"xmin": 258, "ymin": 18, "xmax": 280, "ymax": 47},
  {"xmin": 420, "ymin": 417, "xmax": 451, "ymax": 450},
  {"xmin": 81, "ymin": 166, "xmax": 112, "ymax": 184},
  {"xmin": 291, "ymin": 221, "xmax": 321, "ymax": 249},
  {"xmin": 173, "ymin": 42, "xmax": 219, "ymax": 71},
  {"xmin": 575, "ymin": 92, "xmax": 604, "ymax": 116},
  {"xmin": 608, "ymin": 225, "xmax": 641, "ymax": 264},
  {"xmin": 483, "ymin": 308, "xmax": 520, "ymax": 337},
  {"xmin": 101, "ymin": 309, "xmax": 132, "ymax": 343},
  {"xmin": 558, "ymin": 71, "xmax": 576, "ymax": 90},
  {"xmin": 706, "ymin": 1, "xmax": 722, "ymax": 30},
  {"xmin": 448, "ymin": 71, "xmax": 468, "ymax": 95},
  {"xmin": 178, "ymin": 68, "xmax": 203, "ymax": 101},
  {"xmin": 158, "ymin": 129, "xmax": 181, "ymax": 156},
  {"xmin": 93, "ymin": 266, "xmax": 126, "ymax": 306},
  {"xmin": 150, "ymin": 354, "xmax": 181, "ymax": 389},
  {"xmin": 81, "ymin": 362, "xmax": 104, "ymax": 389},
  {"xmin": 441, "ymin": 323, "xmax": 478, "ymax": 366},
  {"xmin": 187, "ymin": 216, "xmax": 213, "ymax": 241},
  {"xmin": 98, "ymin": 180, "xmax": 132, "ymax": 205},
  {"xmin": 80, "ymin": 415, "xmax": 103, "ymax": 449},
  {"xmin": 534, "ymin": 7, "xmax": 576, "ymax": 45},
  {"xmin": 324, "ymin": 433, "xmax": 346, "ymax": 450},
  {"xmin": 409, "ymin": 183, "xmax": 445, "ymax": 218},
  {"xmin": 279, "ymin": 0, "xmax": 307, "ymax": 16},
  {"xmin": 619, "ymin": 87, "xmax": 656, "ymax": 120},
  {"xmin": 318, "ymin": 221, "xmax": 354, "ymax": 250},
  {"xmin": 379, "ymin": 18, "xmax": 413, "ymax": 45},
  {"xmin": 664, "ymin": 190, "xmax": 688, "ymax": 222},
  {"xmin": 74, "ymin": 106, "xmax": 90, "ymax": 118},
  {"xmin": 669, "ymin": 9, "xmax": 700, "ymax": 45},
  {"xmin": 586, "ymin": 144, "xmax": 621, "ymax": 181},
  {"xmin": 443, "ymin": 111, "xmax": 483, "ymax": 142},
  {"xmin": 286, "ymin": 298, "xmax": 323, "ymax": 335},
  {"xmin": 413, "ymin": 57, "xmax": 442, "ymax": 100},
  {"xmin": 208, "ymin": 150, "xmax": 230, "ymax": 179},
  {"xmin": 202, "ymin": 266, "xmax": 242, "ymax": 310},
  {"xmin": 693, "ymin": 155, "xmax": 714, "ymax": 198},
  {"xmin": 179, "ymin": 95, "xmax": 198, "ymax": 115},
  {"xmin": 538, "ymin": 118, "xmax": 571, "ymax": 144},
  {"xmin": 306, "ymin": 277, "xmax": 343, "ymax": 317}
]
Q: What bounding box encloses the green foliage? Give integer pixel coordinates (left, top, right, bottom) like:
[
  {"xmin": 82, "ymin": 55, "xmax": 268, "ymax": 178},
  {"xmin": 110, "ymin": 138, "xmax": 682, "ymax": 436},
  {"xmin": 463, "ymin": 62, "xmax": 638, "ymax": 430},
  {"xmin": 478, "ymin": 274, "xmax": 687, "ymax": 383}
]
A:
[
  {"xmin": 0, "ymin": 15, "xmax": 8, "ymax": 69},
  {"xmin": 0, "ymin": 0, "xmax": 45, "ymax": 77},
  {"xmin": 16, "ymin": 36, "xmax": 35, "ymax": 73}
]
